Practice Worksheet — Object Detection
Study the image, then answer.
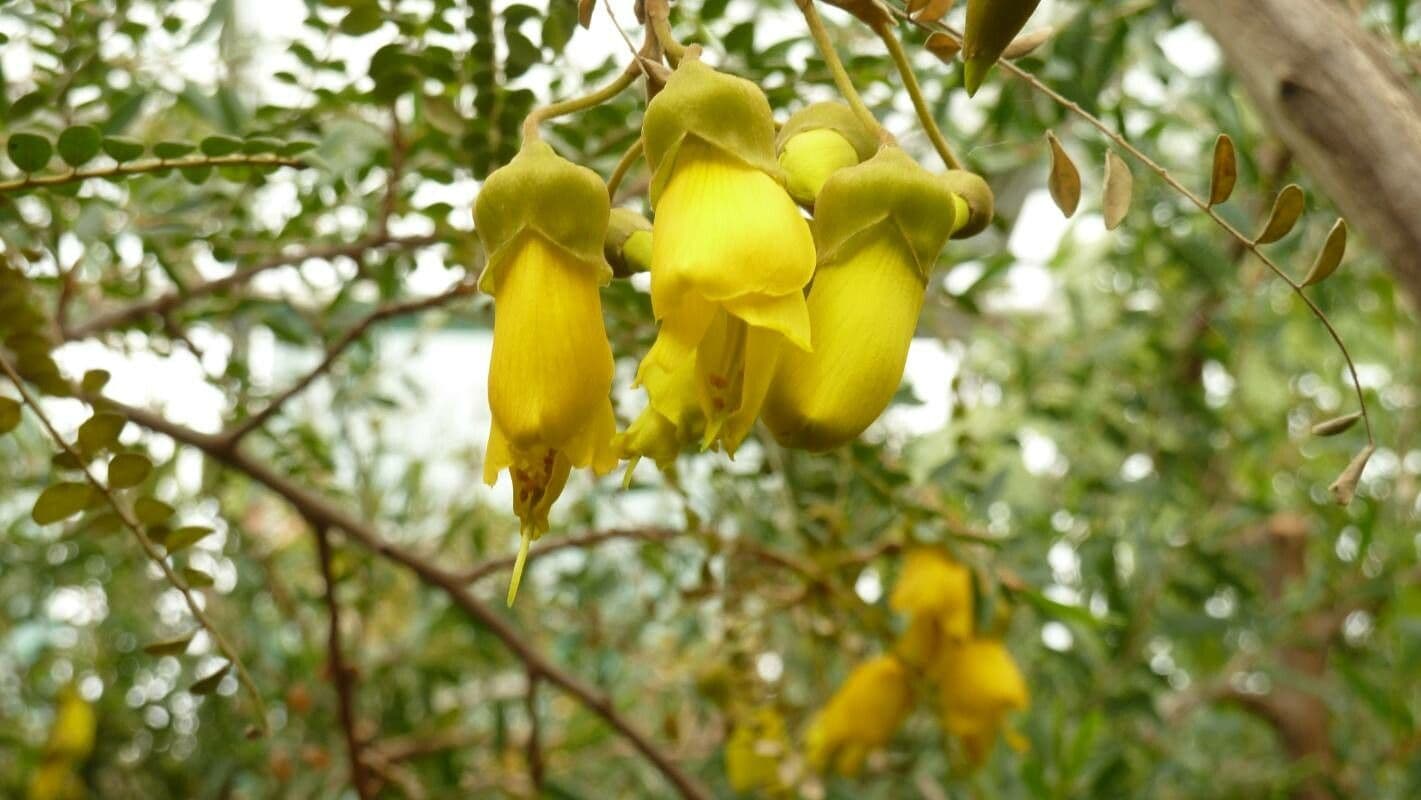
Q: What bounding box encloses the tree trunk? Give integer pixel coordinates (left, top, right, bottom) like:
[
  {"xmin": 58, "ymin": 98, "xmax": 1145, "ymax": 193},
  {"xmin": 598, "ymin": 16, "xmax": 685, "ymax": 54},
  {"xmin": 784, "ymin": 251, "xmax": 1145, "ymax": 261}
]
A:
[{"xmin": 1183, "ymin": 0, "xmax": 1421, "ymax": 309}]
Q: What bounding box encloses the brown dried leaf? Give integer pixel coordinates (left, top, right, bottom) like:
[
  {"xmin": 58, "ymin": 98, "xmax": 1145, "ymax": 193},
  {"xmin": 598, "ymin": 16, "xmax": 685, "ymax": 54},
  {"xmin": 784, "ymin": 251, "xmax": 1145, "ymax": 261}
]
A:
[
  {"xmin": 1301, "ymin": 218, "xmax": 1348, "ymax": 287},
  {"xmin": 1311, "ymin": 411, "xmax": 1361, "ymax": 437},
  {"xmin": 925, "ymin": 32, "xmax": 962, "ymax": 62},
  {"xmin": 910, "ymin": 0, "xmax": 955, "ymax": 22},
  {"xmin": 1102, "ymin": 150, "xmax": 1133, "ymax": 231},
  {"xmin": 1046, "ymin": 131, "xmax": 1080, "ymax": 218},
  {"xmin": 1002, "ymin": 27, "xmax": 1054, "ymax": 59},
  {"xmin": 1208, "ymin": 133, "xmax": 1237, "ymax": 207},
  {"xmin": 578, "ymin": 0, "xmax": 594, "ymax": 28},
  {"xmin": 1256, "ymin": 184, "xmax": 1306, "ymax": 244},
  {"xmin": 1329, "ymin": 444, "xmax": 1374, "ymax": 505}
]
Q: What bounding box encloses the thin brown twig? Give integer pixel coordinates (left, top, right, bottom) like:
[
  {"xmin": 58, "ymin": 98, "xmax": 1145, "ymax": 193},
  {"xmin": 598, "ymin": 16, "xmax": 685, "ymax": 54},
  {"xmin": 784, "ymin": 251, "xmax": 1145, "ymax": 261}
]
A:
[
  {"xmin": 62, "ymin": 233, "xmax": 439, "ymax": 341},
  {"xmin": 0, "ymin": 153, "xmax": 305, "ymax": 194},
  {"xmin": 460, "ymin": 526, "xmax": 682, "ymax": 582},
  {"xmin": 222, "ymin": 282, "xmax": 476, "ymax": 445},
  {"xmin": 314, "ymin": 523, "xmax": 374, "ymax": 800},
  {"xmin": 892, "ymin": 10, "xmax": 1374, "ymax": 446},
  {"xmin": 0, "ymin": 354, "xmax": 269, "ymax": 734},
  {"xmin": 99, "ymin": 400, "xmax": 711, "ymax": 800},
  {"xmin": 524, "ymin": 671, "xmax": 545, "ymax": 792}
]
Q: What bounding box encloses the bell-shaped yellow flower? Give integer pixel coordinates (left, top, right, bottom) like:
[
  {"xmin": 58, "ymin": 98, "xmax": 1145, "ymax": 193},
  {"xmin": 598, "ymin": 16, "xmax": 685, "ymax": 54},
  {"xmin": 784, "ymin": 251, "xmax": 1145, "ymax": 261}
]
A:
[
  {"xmin": 933, "ymin": 638, "xmax": 1029, "ymax": 765},
  {"xmin": 890, "ymin": 548, "xmax": 975, "ymax": 669},
  {"xmin": 476, "ymin": 139, "xmax": 619, "ymax": 604},
  {"xmin": 616, "ymin": 356, "xmax": 704, "ymax": 482},
  {"xmin": 637, "ymin": 57, "xmax": 816, "ymax": 455},
  {"xmin": 805, "ymin": 655, "xmax": 913, "ymax": 777},
  {"xmin": 725, "ymin": 707, "xmax": 789, "ymax": 794},
  {"xmin": 763, "ymin": 147, "xmax": 964, "ymax": 451},
  {"xmin": 776, "ymin": 102, "xmax": 879, "ymax": 207}
]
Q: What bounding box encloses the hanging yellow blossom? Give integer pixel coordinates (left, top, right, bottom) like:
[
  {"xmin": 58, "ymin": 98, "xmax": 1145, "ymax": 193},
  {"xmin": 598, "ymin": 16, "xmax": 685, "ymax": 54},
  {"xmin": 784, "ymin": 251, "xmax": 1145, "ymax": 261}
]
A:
[
  {"xmin": 616, "ymin": 356, "xmax": 704, "ymax": 482},
  {"xmin": 725, "ymin": 707, "xmax": 789, "ymax": 794},
  {"xmin": 805, "ymin": 655, "xmax": 913, "ymax": 777},
  {"xmin": 890, "ymin": 547, "xmax": 976, "ymax": 670},
  {"xmin": 637, "ymin": 56, "xmax": 816, "ymax": 454},
  {"xmin": 476, "ymin": 139, "xmax": 619, "ymax": 604},
  {"xmin": 933, "ymin": 638, "xmax": 1029, "ymax": 765}
]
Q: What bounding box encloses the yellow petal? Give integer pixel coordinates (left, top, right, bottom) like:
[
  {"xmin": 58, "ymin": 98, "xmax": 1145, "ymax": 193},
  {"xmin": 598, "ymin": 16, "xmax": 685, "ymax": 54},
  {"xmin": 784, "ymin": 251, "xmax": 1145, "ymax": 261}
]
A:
[
  {"xmin": 488, "ymin": 235, "xmax": 614, "ymax": 452},
  {"xmin": 561, "ymin": 398, "xmax": 618, "ymax": 476},
  {"xmin": 763, "ymin": 229, "xmax": 925, "ymax": 451},
  {"xmin": 720, "ymin": 323, "xmax": 784, "ymax": 454},
  {"xmin": 722, "ymin": 289, "xmax": 810, "ymax": 354},
  {"xmin": 483, "ymin": 422, "xmax": 512, "ymax": 486},
  {"xmin": 637, "ymin": 289, "xmax": 718, "ymax": 380},
  {"xmin": 652, "ymin": 138, "xmax": 815, "ymax": 305},
  {"xmin": 806, "ymin": 655, "xmax": 912, "ymax": 776},
  {"xmin": 780, "ymin": 128, "xmax": 861, "ymax": 206},
  {"xmin": 890, "ymin": 548, "xmax": 975, "ymax": 642}
]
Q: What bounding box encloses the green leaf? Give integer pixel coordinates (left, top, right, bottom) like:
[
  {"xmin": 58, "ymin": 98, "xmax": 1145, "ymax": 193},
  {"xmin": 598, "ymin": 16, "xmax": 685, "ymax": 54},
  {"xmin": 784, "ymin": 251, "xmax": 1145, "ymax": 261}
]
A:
[
  {"xmin": 189, "ymin": 663, "xmax": 230, "ymax": 694},
  {"xmin": 135, "ymin": 496, "xmax": 175, "ymax": 525},
  {"xmin": 78, "ymin": 412, "xmax": 126, "ymax": 454},
  {"xmin": 180, "ymin": 165, "xmax": 213, "ymax": 184},
  {"xmin": 543, "ymin": 0, "xmax": 577, "ymax": 53},
  {"xmin": 7, "ymin": 133, "xmax": 53, "ymax": 172},
  {"xmin": 280, "ymin": 140, "xmax": 318, "ymax": 156},
  {"xmin": 57, "ymin": 126, "xmax": 103, "ymax": 167},
  {"xmin": 80, "ymin": 369, "xmax": 111, "ymax": 395},
  {"xmin": 339, "ymin": 5, "xmax": 383, "ymax": 35},
  {"xmin": 0, "ymin": 397, "xmax": 19, "ymax": 434},
  {"xmin": 144, "ymin": 634, "xmax": 195, "ymax": 657},
  {"xmin": 32, "ymin": 482, "xmax": 94, "ymax": 525},
  {"xmin": 199, "ymin": 135, "xmax": 242, "ymax": 157},
  {"xmin": 51, "ymin": 451, "xmax": 84, "ymax": 470},
  {"xmin": 153, "ymin": 141, "xmax": 195, "ymax": 159},
  {"xmin": 108, "ymin": 453, "xmax": 153, "ymax": 488},
  {"xmin": 182, "ymin": 567, "xmax": 215, "ymax": 588},
  {"xmin": 165, "ymin": 526, "xmax": 216, "ymax": 553},
  {"xmin": 101, "ymin": 137, "xmax": 146, "ymax": 163}
]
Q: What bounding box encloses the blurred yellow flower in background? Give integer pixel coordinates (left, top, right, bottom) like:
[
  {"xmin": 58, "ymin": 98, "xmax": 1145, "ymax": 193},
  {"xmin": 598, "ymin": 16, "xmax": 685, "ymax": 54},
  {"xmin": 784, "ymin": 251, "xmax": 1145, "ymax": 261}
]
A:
[
  {"xmin": 805, "ymin": 655, "xmax": 913, "ymax": 777},
  {"xmin": 934, "ymin": 637, "xmax": 1030, "ymax": 765}
]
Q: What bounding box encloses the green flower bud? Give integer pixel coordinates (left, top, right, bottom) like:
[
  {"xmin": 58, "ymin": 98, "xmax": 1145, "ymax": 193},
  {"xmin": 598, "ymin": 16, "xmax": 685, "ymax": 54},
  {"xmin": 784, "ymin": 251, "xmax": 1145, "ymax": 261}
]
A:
[
  {"xmin": 775, "ymin": 102, "xmax": 880, "ymax": 206},
  {"xmin": 963, "ymin": 0, "xmax": 1044, "ymax": 96},
  {"xmin": 604, "ymin": 208, "xmax": 653, "ymax": 277},
  {"xmin": 939, "ymin": 169, "xmax": 995, "ymax": 239}
]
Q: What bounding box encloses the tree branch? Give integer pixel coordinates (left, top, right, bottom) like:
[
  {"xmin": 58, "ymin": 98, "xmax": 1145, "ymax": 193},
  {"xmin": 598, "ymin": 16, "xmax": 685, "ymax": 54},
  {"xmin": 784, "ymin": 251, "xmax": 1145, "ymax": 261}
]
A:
[
  {"xmin": 460, "ymin": 526, "xmax": 682, "ymax": 582},
  {"xmin": 314, "ymin": 523, "xmax": 375, "ymax": 800},
  {"xmin": 0, "ymin": 153, "xmax": 306, "ymax": 195}
]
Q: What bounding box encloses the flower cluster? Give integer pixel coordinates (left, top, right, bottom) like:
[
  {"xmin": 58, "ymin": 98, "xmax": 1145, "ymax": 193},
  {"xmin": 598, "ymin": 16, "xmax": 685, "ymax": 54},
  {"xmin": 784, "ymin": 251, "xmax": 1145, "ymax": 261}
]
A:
[
  {"xmin": 806, "ymin": 548, "xmax": 1028, "ymax": 775},
  {"xmin": 474, "ymin": 52, "xmax": 993, "ymax": 602}
]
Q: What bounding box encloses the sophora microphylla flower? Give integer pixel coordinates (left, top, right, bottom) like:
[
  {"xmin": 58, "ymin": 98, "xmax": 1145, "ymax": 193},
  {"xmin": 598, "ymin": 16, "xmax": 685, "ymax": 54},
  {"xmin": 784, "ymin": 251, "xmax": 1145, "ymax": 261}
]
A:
[
  {"xmin": 724, "ymin": 707, "xmax": 789, "ymax": 794},
  {"xmin": 636, "ymin": 55, "xmax": 815, "ymax": 455},
  {"xmin": 775, "ymin": 102, "xmax": 878, "ymax": 207},
  {"xmin": 933, "ymin": 637, "xmax": 1029, "ymax": 765},
  {"xmin": 763, "ymin": 147, "xmax": 987, "ymax": 451},
  {"xmin": 805, "ymin": 654, "xmax": 913, "ymax": 777},
  {"xmin": 615, "ymin": 355, "xmax": 703, "ymax": 483},
  {"xmin": 890, "ymin": 547, "xmax": 975, "ymax": 670},
  {"xmin": 475, "ymin": 139, "xmax": 618, "ymax": 604}
]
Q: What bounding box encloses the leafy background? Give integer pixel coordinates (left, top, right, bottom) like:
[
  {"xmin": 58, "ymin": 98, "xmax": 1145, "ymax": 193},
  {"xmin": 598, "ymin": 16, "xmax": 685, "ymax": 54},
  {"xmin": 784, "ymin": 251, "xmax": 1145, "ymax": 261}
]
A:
[{"xmin": 1, "ymin": 0, "xmax": 1418, "ymax": 798}]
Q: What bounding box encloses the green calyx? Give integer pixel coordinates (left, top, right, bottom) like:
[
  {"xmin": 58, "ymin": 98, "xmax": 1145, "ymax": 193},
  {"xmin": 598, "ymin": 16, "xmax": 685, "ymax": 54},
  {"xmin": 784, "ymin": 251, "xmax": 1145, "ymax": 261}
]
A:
[
  {"xmin": 962, "ymin": 0, "xmax": 1044, "ymax": 96},
  {"xmin": 939, "ymin": 170, "xmax": 995, "ymax": 239},
  {"xmin": 474, "ymin": 139, "xmax": 612, "ymax": 294},
  {"xmin": 641, "ymin": 57, "xmax": 781, "ymax": 206},
  {"xmin": 812, "ymin": 147, "xmax": 961, "ymax": 278},
  {"xmin": 605, "ymin": 208, "xmax": 653, "ymax": 277},
  {"xmin": 775, "ymin": 102, "xmax": 879, "ymax": 163}
]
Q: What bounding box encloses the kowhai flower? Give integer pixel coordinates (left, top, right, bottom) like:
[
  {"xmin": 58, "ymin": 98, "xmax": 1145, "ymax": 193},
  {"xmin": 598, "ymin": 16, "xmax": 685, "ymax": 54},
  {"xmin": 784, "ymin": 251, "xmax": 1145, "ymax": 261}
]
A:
[
  {"xmin": 890, "ymin": 547, "xmax": 975, "ymax": 670},
  {"xmin": 805, "ymin": 654, "xmax": 913, "ymax": 777},
  {"xmin": 933, "ymin": 637, "xmax": 1029, "ymax": 765}
]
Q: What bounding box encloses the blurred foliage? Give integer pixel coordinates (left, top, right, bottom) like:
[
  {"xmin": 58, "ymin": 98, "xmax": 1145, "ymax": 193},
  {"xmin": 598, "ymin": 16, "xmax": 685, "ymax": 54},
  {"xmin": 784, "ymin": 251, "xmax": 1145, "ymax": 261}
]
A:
[{"xmin": 1, "ymin": 0, "xmax": 1419, "ymax": 798}]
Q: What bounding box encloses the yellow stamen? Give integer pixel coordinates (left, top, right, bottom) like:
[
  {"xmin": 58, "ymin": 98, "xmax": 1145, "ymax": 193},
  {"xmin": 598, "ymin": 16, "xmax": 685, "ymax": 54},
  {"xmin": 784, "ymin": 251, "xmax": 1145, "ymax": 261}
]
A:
[{"xmin": 506, "ymin": 526, "xmax": 533, "ymax": 607}]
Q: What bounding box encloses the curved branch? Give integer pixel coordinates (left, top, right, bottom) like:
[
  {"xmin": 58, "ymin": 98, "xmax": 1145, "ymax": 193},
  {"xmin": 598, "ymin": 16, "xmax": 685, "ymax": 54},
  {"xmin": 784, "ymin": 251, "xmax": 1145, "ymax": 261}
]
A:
[
  {"xmin": 314, "ymin": 524, "xmax": 375, "ymax": 800},
  {"xmin": 0, "ymin": 153, "xmax": 306, "ymax": 195}
]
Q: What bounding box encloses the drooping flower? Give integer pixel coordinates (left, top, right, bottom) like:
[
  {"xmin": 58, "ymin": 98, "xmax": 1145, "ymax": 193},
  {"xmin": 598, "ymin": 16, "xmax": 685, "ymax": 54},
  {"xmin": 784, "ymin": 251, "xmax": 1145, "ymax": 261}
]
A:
[
  {"xmin": 725, "ymin": 707, "xmax": 789, "ymax": 794},
  {"xmin": 637, "ymin": 56, "xmax": 816, "ymax": 455},
  {"xmin": 763, "ymin": 147, "xmax": 985, "ymax": 451},
  {"xmin": 775, "ymin": 102, "xmax": 879, "ymax": 207},
  {"xmin": 933, "ymin": 638, "xmax": 1029, "ymax": 765},
  {"xmin": 615, "ymin": 355, "xmax": 703, "ymax": 482},
  {"xmin": 890, "ymin": 547, "xmax": 975, "ymax": 670},
  {"xmin": 805, "ymin": 655, "xmax": 913, "ymax": 777},
  {"xmin": 476, "ymin": 139, "xmax": 619, "ymax": 603}
]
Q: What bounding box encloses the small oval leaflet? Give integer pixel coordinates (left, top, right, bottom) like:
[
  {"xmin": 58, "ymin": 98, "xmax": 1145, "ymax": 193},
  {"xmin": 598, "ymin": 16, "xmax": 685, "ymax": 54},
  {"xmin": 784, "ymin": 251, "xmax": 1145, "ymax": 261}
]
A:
[
  {"xmin": 1329, "ymin": 443, "xmax": 1375, "ymax": 505},
  {"xmin": 57, "ymin": 126, "xmax": 103, "ymax": 167},
  {"xmin": 1311, "ymin": 411, "xmax": 1362, "ymax": 437},
  {"xmin": 101, "ymin": 136, "xmax": 146, "ymax": 163},
  {"xmin": 1103, "ymin": 150, "xmax": 1133, "ymax": 231},
  {"xmin": 1207, "ymin": 133, "xmax": 1237, "ymax": 207},
  {"xmin": 1002, "ymin": 27, "xmax": 1053, "ymax": 60},
  {"xmin": 32, "ymin": 482, "xmax": 94, "ymax": 525},
  {"xmin": 165, "ymin": 525, "xmax": 216, "ymax": 553},
  {"xmin": 7, "ymin": 132, "xmax": 53, "ymax": 172},
  {"xmin": 135, "ymin": 496, "xmax": 176, "ymax": 525},
  {"xmin": 1256, "ymin": 184, "xmax": 1305, "ymax": 244},
  {"xmin": 144, "ymin": 634, "xmax": 195, "ymax": 657},
  {"xmin": 0, "ymin": 396, "xmax": 20, "ymax": 434},
  {"xmin": 199, "ymin": 135, "xmax": 242, "ymax": 157},
  {"xmin": 78, "ymin": 411, "xmax": 126, "ymax": 454},
  {"xmin": 108, "ymin": 452, "xmax": 153, "ymax": 489},
  {"xmin": 909, "ymin": 0, "xmax": 956, "ymax": 23},
  {"xmin": 926, "ymin": 32, "xmax": 962, "ymax": 62},
  {"xmin": 1046, "ymin": 131, "xmax": 1081, "ymax": 218},
  {"xmin": 182, "ymin": 566, "xmax": 216, "ymax": 588},
  {"xmin": 1301, "ymin": 218, "xmax": 1348, "ymax": 287},
  {"xmin": 190, "ymin": 662, "xmax": 231, "ymax": 695}
]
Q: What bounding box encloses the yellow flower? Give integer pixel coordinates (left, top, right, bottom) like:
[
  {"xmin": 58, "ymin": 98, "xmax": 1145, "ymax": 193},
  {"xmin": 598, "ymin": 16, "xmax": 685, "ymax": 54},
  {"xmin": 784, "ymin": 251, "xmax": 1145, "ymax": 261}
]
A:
[
  {"xmin": 637, "ymin": 58, "xmax": 816, "ymax": 455},
  {"xmin": 933, "ymin": 638, "xmax": 1029, "ymax": 765},
  {"xmin": 476, "ymin": 140, "xmax": 619, "ymax": 604},
  {"xmin": 725, "ymin": 707, "xmax": 788, "ymax": 794},
  {"xmin": 616, "ymin": 356, "xmax": 703, "ymax": 481},
  {"xmin": 762, "ymin": 147, "xmax": 964, "ymax": 451},
  {"xmin": 806, "ymin": 655, "xmax": 912, "ymax": 776},
  {"xmin": 890, "ymin": 548, "xmax": 975, "ymax": 669},
  {"xmin": 26, "ymin": 760, "xmax": 82, "ymax": 800},
  {"xmin": 44, "ymin": 685, "xmax": 95, "ymax": 762},
  {"xmin": 776, "ymin": 102, "xmax": 879, "ymax": 207}
]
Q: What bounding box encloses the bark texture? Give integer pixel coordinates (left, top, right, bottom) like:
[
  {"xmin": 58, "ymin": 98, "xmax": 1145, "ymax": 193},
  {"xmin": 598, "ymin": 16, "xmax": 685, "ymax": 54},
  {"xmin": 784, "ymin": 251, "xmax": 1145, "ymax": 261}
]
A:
[{"xmin": 1184, "ymin": 0, "xmax": 1421, "ymax": 309}]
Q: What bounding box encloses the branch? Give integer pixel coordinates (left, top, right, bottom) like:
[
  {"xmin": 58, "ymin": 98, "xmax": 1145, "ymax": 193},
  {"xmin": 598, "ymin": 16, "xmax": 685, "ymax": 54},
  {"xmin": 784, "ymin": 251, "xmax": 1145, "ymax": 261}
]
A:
[
  {"xmin": 61, "ymin": 233, "xmax": 439, "ymax": 341},
  {"xmin": 314, "ymin": 523, "xmax": 375, "ymax": 800},
  {"xmin": 221, "ymin": 282, "xmax": 476, "ymax": 445},
  {"xmin": 524, "ymin": 671, "xmax": 545, "ymax": 792},
  {"xmin": 103, "ymin": 401, "xmax": 711, "ymax": 800},
  {"xmin": 0, "ymin": 153, "xmax": 306, "ymax": 194},
  {"xmin": 460, "ymin": 526, "xmax": 682, "ymax": 582}
]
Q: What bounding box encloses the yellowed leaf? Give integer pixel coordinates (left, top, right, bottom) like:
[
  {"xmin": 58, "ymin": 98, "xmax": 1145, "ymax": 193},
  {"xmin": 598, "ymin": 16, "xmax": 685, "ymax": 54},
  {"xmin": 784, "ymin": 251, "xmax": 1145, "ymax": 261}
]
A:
[
  {"xmin": 912, "ymin": 0, "xmax": 956, "ymax": 23},
  {"xmin": 1256, "ymin": 184, "xmax": 1305, "ymax": 244},
  {"xmin": 1301, "ymin": 218, "xmax": 1348, "ymax": 287},
  {"xmin": 1329, "ymin": 444, "xmax": 1374, "ymax": 505},
  {"xmin": 1046, "ymin": 131, "xmax": 1080, "ymax": 218},
  {"xmin": 1002, "ymin": 27, "xmax": 1053, "ymax": 59},
  {"xmin": 578, "ymin": 0, "xmax": 595, "ymax": 28},
  {"xmin": 925, "ymin": 32, "xmax": 962, "ymax": 62},
  {"xmin": 1311, "ymin": 411, "xmax": 1361, "ymax": 437},
  {"xmin": 1102, "ymin": 150, "xmax": 1132, "ymax": 231},
  {"xmin": 1208, "ymin": 133, "xmax": 1236, "ymax": 207}
]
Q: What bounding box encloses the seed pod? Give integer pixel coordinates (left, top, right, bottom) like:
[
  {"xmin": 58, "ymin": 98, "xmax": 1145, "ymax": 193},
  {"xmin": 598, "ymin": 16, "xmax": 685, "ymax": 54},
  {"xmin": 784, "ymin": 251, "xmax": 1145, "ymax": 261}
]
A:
[{"xmin": 962, "ymin": 0, "xmax": 1044, "ymax": 96}]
